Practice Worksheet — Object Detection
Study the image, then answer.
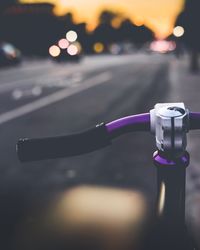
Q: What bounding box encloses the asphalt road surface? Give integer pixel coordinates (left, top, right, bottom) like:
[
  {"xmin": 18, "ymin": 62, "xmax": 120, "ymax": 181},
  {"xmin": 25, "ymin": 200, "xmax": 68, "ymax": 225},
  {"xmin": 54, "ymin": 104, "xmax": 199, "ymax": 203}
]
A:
[{"xmin": 0, "ymin": 53, "xmax": 185, "ymax": 248}]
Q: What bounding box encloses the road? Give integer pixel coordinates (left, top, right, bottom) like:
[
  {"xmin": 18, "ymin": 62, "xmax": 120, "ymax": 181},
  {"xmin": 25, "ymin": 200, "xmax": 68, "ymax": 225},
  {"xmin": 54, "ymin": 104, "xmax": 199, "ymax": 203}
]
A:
[{"xmin": 0, "ymin": 53, "xmax": 187, "ymax": 248}]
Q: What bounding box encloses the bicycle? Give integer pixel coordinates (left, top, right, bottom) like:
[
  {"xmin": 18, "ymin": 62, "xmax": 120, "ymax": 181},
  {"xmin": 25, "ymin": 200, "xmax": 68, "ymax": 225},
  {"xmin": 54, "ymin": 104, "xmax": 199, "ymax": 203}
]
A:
[{"xmin": 17, "ymin": 102, "xmax": 200, "ymax": 250}]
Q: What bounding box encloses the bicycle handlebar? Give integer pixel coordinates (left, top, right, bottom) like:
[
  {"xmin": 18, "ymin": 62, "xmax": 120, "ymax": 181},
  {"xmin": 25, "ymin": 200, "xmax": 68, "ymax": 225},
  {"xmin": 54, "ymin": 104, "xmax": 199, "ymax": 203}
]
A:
[
  {"xmin": 189, "ymin": 112, "xmax": 200, "ymax": 129},
  {"xmin": 17, "ymin": 123, "xmax": 111, "ymax": 162},
  {"xmin": 16, "ymin": 112, "xmax": 200, "ymax": 162}
]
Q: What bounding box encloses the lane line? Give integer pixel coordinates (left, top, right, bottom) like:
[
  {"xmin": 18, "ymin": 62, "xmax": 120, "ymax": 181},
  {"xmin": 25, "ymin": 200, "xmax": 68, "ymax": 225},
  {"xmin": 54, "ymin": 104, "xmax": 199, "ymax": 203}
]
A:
[
  {"xmin": 0, "ymin": 72, "xmax": 112, "ymax": 125},
  {"xmin": 0, "ymin": 54, "xmax": 147, "ymax": 93},
  {"xmin": 0, "ymin": 69, "xmax": 71, "ymax": 93}
]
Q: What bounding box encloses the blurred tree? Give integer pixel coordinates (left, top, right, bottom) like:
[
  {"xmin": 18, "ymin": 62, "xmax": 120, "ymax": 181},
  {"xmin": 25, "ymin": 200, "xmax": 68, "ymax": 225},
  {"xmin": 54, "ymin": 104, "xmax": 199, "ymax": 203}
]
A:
[
  {"xmin": 93, "ymin": 10, "xmax": 153, "ymax": 52},
  {"xmin": 137, "ymin": 25, "xmax": 153, "ymax": 44},
  {"xmin": 0, "ymin": 5, "xmax": 153, "ymax": 56},
  {"xmin": 176, "ymin": 0, "xmax": 200, "ymax": 72},
  {"xmin": 99, "ymin": 10, "xmax": 120, "ymax": 25},
  {"xmin": 92, "ymin": 10, "xmax": 122, "ymax": 49},
  {"xmin": 120, "ymin": 19, "xmax": 153, "ymax": 46},
  {"xmin": 119, "ymin": 19, "xmax": 136, "ymax": 42}
]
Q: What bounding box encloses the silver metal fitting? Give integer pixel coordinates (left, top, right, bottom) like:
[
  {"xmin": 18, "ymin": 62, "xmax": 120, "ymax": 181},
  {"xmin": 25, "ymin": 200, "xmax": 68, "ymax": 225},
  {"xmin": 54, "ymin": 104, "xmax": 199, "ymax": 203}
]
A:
[{"xmin": 150, "ymin": 103, "xmax": 189, "ymax": 156}]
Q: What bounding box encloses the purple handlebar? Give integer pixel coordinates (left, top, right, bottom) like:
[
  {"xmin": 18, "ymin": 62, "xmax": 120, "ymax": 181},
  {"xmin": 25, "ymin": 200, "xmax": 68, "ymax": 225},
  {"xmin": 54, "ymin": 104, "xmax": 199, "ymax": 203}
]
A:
[
  {"xmin": 105, "ymin": 112, "xmax": 200, "ymax": 139},
  {"xmin": 106, "ymin": 113, "xmax": 150, "ymax": 138},
  {"xmin": 106, "ymin": 113, "xmax": 150, "ymax": 132}
]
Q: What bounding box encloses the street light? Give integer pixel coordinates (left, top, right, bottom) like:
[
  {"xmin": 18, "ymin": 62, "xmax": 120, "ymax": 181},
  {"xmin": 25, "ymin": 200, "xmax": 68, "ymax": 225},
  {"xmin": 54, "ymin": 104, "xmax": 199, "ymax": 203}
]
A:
[
  {"xmin": 93, "ymin": 42, "xmax": 104, "ymax": 53},
  {"xmin": 66, "ymin": 30, "xmax": 78, "ymax": 42},
  {"xmin": 173, "ymin": 26, "xmax": 185, "ymax": 38},
  {"xmin": 67, "ymin": 44, "xmax": 78, "ymax": 56},
  {"xmin": 49, "ymin": 45, "xmax": 61, "ymax": 57},
  {"xmin": 58, "ymin": 38, "xmax": 69, "ymax": 49}
]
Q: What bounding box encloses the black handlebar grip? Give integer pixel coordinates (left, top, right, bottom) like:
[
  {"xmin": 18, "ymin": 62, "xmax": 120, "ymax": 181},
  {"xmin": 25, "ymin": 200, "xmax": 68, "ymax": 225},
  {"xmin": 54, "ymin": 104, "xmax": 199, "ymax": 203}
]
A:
[{"xmin": 17, "ymin": 123, "xmax": 111, "ymax": 162}]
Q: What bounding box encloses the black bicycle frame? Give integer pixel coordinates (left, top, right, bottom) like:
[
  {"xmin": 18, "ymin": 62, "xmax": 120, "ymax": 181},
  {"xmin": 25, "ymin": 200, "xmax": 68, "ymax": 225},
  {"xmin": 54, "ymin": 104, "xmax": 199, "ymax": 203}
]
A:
[{"xmin": 152, "ymin": 151, "xmax": 195, "ymax": 250}]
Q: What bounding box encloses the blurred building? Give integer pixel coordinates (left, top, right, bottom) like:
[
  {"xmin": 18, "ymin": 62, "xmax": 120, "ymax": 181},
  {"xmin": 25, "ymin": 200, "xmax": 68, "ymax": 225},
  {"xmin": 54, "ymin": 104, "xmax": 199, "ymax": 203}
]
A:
[{"xmin": 0, "ymin": 3, "xmax": 57, "ymax": 56}]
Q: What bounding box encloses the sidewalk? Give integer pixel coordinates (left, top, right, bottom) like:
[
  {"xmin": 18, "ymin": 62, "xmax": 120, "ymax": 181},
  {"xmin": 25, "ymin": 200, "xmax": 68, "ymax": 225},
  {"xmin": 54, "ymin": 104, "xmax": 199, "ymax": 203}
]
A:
[{"xmin": 168, "ymin": 55, "xmax": 200, "ymax": 241}]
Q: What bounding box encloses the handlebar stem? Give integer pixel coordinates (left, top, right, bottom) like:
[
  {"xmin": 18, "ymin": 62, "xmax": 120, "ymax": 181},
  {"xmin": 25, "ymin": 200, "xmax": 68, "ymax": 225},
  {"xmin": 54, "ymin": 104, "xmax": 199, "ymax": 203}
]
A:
[{"xmin": 150, "ymin": 103, "xmax": 189, "ymax": 158}]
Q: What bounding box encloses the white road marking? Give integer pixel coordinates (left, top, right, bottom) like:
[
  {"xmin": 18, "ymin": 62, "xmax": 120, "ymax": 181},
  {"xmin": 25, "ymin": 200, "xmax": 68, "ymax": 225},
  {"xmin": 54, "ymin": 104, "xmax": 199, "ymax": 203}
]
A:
[
  {"xmin": 0, "ymin": 70, "xmax": 83, "ymax": 94},
  {"xmin": 10, "ymin": 72, "xmax": 83, "ymax": 100},
  {"xmin": 0, "ymin": 72, "xmax": 112, "ymax": 125},
  {"xmin": 0, "ymin": 54, "xmax": 151, "ymax": 94},
  {"xmin": 12, "ymin": 86, "xmax": 43, "ymax": 100},
  {"xmin": 0, "ymin": 69, "xmax": 71, "ymax": 93},
  {"xmin": 71, "ymin": 72, "xmax": 83, "ymax": 83}
]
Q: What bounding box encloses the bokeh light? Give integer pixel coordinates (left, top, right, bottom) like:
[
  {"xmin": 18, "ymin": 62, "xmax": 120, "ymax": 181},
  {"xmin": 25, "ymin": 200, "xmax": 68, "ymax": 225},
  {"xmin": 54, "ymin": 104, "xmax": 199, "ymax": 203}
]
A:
[
  {"xmin": 67, "ymin": 44, "xmax": 78, "ymax": 56},
  {"xmin": 173, "ymin": 26, "xmax": 184, "ymax": 38},
  {"xmin": 93, "ymin": 42, "xmax": 104, "ymax": 53},
  {"xmin": 58, "ymin": 38, "xmax": 69, "ymax": 49},
  {"xmin": 66, "ymin": 30, "xmax": 78, "ymax": 42},
  {"xmin": 52, "ymin": 186, "xmax": 147, "ymax": 230},
  {"xmin": 49, "ymin": 45, "xmax": 61, "ymax": 57},
  {"xmin": 150, "ymin": 40, "xmax": 176, "ymax": 53},
  {"xmin": 110, "ymin": 44, "xmax": 121, "ymax": 55},
  {"xmin": 2, "ymin": 44, "xmax": 17, "ymax": 58},
  {"xmin": 73, "ymin": 42, "xmax": 82, "ymax": 53}
]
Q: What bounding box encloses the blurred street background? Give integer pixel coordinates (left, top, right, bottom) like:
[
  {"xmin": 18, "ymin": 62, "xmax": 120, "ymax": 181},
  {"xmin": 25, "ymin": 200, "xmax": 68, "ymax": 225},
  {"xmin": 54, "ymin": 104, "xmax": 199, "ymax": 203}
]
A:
[{"xmin": 0, "ymin": 0, "xmax": 200, "ymax": 249}]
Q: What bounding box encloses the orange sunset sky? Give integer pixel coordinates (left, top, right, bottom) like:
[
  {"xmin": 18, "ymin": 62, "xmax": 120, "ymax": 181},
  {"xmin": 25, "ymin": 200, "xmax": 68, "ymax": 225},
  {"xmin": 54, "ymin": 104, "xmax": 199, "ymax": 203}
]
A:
[{"xmin": 20, "ymin": 0, "xmax": 185, "ymax": 38}]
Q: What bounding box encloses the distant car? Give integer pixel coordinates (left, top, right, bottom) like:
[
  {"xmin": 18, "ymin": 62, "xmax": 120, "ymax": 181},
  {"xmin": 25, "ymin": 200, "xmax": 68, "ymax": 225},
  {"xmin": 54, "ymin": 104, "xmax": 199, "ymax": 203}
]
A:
[
  {"xmin": 55, "ymin": 51, "xmax": 81, "ymax": 63},
  {"xmin": 0, "ymin": 42, "xmax": 21, "ymax": 66}
]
